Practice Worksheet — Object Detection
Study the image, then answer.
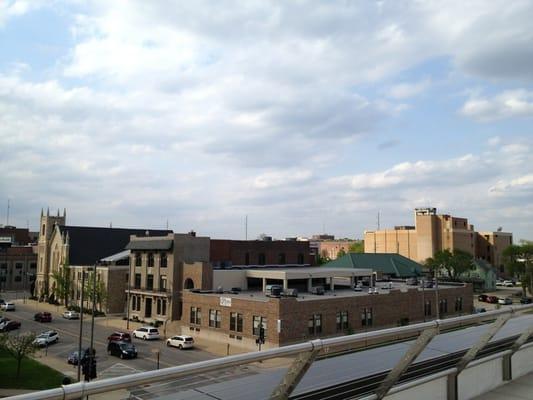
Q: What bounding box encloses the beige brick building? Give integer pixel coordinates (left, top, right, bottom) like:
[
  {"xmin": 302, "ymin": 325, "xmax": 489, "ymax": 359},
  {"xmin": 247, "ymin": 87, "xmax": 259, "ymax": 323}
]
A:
[{"xmin": 364, "ymin": 208, "xmax": 512, "ymax": 272}]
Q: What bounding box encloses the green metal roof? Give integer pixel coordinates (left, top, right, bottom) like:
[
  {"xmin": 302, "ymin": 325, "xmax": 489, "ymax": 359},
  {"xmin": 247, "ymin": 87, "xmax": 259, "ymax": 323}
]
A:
[{"xmin": 322, "ymin": 253, "xmax": 422, "ymax": 278}]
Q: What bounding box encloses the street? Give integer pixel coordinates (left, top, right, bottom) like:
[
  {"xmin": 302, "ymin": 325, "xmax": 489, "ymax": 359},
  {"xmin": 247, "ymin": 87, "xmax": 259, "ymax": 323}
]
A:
[{"xmin": 0, "ymin": 296, "xmax": 216, "ymax": 380}]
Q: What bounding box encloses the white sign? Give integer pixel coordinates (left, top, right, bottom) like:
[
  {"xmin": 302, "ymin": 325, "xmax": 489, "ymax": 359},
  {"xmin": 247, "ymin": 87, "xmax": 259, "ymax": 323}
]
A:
[{"xmin": 220, "ymin": 297, "xmax": 232, "ymax": 307}]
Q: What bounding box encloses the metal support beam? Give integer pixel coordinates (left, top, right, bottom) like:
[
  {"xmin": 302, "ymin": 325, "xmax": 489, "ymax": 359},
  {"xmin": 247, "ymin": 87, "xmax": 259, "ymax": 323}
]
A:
[
  {"xmin": 270, "ymin": 340, "xmax": 322, "ymax": 400},
  {"xmin": 510, "ymin": 323, "xmax": 533, "ymax": 354},
  {"xmin": 375, "ymin": 327, "xmax": 439, "ymax": 400},
  {"xmin": 446, "ymin": 372, "xmax": 457, "ymax": 400},
  {"xmin": 502, "ymin": 353, "xmax": 512, "ymax": 381},
  {"xmin": 503, "ymin": 323, "xmax": 533, "ymax": 381},
  {"xmin": 455, "ymin": 313, "xmax": 511, "ymax": 374}
]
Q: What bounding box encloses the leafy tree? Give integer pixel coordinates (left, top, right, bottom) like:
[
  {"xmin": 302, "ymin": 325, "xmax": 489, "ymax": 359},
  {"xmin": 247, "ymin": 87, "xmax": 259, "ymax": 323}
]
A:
[
  {"xmin": 336, "ymin": 248, "xmax": 347, "ymax": 259},
  {"xmin": 503, "ymin": 241, "xmax": 533, "ymax": 296},
  {"xmin": 51, "ymin": 264, "xmax": 71, "ymax": 307},
  {"xmin": 84, "ymin": 272, "xmax": 108, "ymax": 312},
  {"xmin": 425, "ymin": 249, "xmax": 475, "ymax": 280},
  {"xmin": 0, "ymin": 332, "xmax": 37, "ymax": 379},
  {"xmin": 348, "ymin": 241, "xmax": 364, "ymax": 253},
  {"xmin": 317, "ymin": 250, "xmax": 331, "ymax": 265}
]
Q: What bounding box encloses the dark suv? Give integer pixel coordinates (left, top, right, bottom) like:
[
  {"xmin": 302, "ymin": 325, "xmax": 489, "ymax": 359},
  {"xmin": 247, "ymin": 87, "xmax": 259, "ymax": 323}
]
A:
[
  {"xmin": 107, "ymin": 331, "xmax": 132, "ymax": 342},
  {"xmin": 34, "ymin": 312, "xmax": 52, "ymax": 322},
  {"xmin": 107, "ymin": 341, "xmax": 137, "ymax": 359}
]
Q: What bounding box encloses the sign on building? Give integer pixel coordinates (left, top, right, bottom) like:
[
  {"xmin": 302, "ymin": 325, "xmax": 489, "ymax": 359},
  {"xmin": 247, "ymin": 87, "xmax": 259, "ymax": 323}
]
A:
[{"xmin": 220, "ymin": 297, "xmax": 232, "ymax": 307}]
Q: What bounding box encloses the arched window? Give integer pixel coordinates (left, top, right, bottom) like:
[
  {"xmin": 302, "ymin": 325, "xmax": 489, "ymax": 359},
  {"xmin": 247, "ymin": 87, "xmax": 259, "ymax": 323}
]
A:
[
  {"xmin": 135, "ymin": 253, "xmax": 142, "ymax": 267},
  {"xmin": 184, "ymin": 278, "xmax": 195, "ymax": 289},
  {"xmin": 148, "ymin": 253, "xmax": 154, "ymax": 268}
]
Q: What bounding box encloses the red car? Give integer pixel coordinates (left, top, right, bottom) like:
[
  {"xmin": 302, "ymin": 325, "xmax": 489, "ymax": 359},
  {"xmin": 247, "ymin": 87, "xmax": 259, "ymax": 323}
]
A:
[
  {"xmin": 107, "ymin": 331, "xmax": 132, "ymax": 342},
  {"xmin": 486, "ymin": 296, "xmax": 500, "ymax": 304},
  {"xmin": 34, "ymin": 312, "xmax": 52, "ymax": 323},
  {"xmin": 0, "ymin": 320, "xmax": 21, "ymax": 332}
]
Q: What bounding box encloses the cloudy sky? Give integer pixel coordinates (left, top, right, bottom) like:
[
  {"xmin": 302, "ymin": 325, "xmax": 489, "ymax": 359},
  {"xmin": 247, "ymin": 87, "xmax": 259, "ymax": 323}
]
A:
[{"xmin": 1, "ymin": 0, "xmax": 532, "ymax": 240}]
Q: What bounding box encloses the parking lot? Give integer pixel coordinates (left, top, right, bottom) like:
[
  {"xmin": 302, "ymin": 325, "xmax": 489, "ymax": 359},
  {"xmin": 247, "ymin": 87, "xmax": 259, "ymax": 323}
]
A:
[{"xmin": 473, "ymin": 286, "xmax": 526, "ymax": 311}]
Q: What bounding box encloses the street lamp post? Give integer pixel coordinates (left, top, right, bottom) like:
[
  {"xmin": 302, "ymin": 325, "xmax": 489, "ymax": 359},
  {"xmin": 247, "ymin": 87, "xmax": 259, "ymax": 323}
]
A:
[
  {"xmin": 88, "ymin": 263, "xmax": 97, "ymax": 381},
  {"xmin": 435, "ymin": 267, "xmax": 440, "ymax": 320},
  {"xmin": 77, "ymin": 270, "xmax": 85, "ymax": 381}
]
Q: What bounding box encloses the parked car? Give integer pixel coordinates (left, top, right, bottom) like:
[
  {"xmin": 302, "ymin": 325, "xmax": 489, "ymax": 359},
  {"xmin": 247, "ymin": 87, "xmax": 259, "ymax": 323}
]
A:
[
  {"xmin": 520, "ymin": 297, "xmax": 532, "ymax": 304},
  {"xmin": 132, "ymin": 327, "xmax": 160, "ymax": 340},
  {"xmin": 63, "ymin": 310, "xmax": 80, "ymax": 320},
  {"xmin": 498, "ymin": 297, "xmax": 513, "ymax": 305},
  {"xmin": 0, "ymin": 320, "xmax": 21, "ymax": 332},
  {"xmin": 421, "ymin": 281, "xmax": 434, "ymax": 289},
  {"xmin": 495, "ymin": 280, "xmax": 504, "ymax": 287},
  {"xmin": 34, "ymin": 331, "xmax": 59, "ymax": 347},
  {"xmin": 478, "ymin": 294, "xmax": 488, "ymax": 302},
  {"xmin": 107, "ymin": 341, "xmax": 137, "ymax": 359},
  {"xmin": 1, "ymin": 302, "xmax": 15, "ymax": 311},
  {"xmin": 503, "ymin": 280, "xmax": 515, "ymax": 287},
  {"xmin": 67, "ymin": 349, "xmax": 88, "ymax": 365},
  {"xmin": 34, "ymin": 312, "xmax": 52, "ymax": 323},
  {"xmin": 0, "ymin": 299, "xmax": 5, "ymax": 306},
  {"xmin": 166, "ymin": 335, "xmax": 194, "ymax": 349},
  {"xmin": 353, "ymin": 285, "xmax": 363, "ymax": 292},
  {"xmin": 474, "ymin": 307, "xmax": 487, "ymax": 313},
  {"xmin": 310, "ymin": 286, "xmax": 325, "ymax": 295},
  {"xmin": 406, "ymin": 278, "xmax": 418, "ymax": 286},
  {"xmin": 486, "ymin": 296, "xmax": 500, "ymax": 304},
  {"xmin": 107, "ymin": 331, "xmax": 132, "ymax": 342}
]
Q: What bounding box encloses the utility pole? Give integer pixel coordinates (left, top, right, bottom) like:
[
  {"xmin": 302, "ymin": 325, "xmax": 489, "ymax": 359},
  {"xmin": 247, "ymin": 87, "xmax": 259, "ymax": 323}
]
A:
[
  {"xmin": 77, "ymin": 270, "xmax": 85, "ymax": 381},
  {"xmin": 435, "ymin": 267, "xmax": 440, "ymax": 320},
  {"xmin": 88, "ymin": 263, "xmax": 97, "ymax": 381},
  {"xmin": 245, "ymin": 215, "xmax": 248, "ymax": 240},
  {"xmin": 377, "ymin": 211, "xmax": 380, "ymax": 230}
]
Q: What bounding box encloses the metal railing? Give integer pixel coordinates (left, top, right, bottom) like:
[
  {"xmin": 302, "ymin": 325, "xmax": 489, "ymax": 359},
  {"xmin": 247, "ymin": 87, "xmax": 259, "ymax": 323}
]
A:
[{"xmin": 5, "ymin": 303, "xmax": 533, "ymax": 400}]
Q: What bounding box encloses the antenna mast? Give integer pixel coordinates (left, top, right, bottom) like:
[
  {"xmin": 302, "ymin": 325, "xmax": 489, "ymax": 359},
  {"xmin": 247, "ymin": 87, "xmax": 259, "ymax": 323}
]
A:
[{"xmin": 6, "ymin": 199, "xmax": 10, "ymax": 225}]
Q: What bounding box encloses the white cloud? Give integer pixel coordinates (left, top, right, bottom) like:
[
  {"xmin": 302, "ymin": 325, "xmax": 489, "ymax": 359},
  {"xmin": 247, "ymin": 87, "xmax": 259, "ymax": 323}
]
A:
[
  {"xmin": 461, "ymin": 90, "xmax": 533, "ymax": 121},
  {"xmin": 387, "ymin": 79, "xmax": 431, "ymax": 99}
]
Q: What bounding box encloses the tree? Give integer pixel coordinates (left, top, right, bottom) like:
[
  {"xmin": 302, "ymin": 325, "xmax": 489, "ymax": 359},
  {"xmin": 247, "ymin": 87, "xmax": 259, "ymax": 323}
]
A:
[
  {"xmin": 336, "ymin": 248, "xmax": 347, "ymax": 259},
  {"xmin": 0, "ymin": 332, "xmax": 37, "ymax": 379},
  {"xmin": 84, "ymin": 272, "xmax": 108, "ymax": 312},
  {"xmin": 317, "ymin": 250, "xmax": 331, "ymax": 266},
  {"xmin": 503, "ymin": 241, "xmax": 533, "ymax": 297},
  {"xmin": 425, "ymin": 249, "xmax": 475, "ymax": 280},
  {"xmin": 51, "ymin": 264, "xmax": 71, "ymax": 307},
  {"xmin": 348, "ymin": 241, "xmax": 364, "ymax": 253}
]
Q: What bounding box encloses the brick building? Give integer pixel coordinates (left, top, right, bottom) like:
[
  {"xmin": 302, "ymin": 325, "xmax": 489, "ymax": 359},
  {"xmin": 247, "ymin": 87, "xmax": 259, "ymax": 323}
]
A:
[
  {"xmin": 0, "ymin": 245, "xmax": 37, "ymax": 292},
  {"xmin": 364, "ymin": 208, "xmax": 512, "ymax": 273},
  {"xmin": 210, "ymin": 239, "xmax": 313, "ymax": 268},
  {"xmin": 181, "ymin": 268, "xmax": 473, "ymax": 349}
]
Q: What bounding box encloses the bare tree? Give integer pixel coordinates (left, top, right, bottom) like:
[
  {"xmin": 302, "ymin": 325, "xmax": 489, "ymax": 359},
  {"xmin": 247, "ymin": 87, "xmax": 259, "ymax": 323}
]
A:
[{"xmin": 0, "ymin": 332, "xmax": 37, "ymax": 379}]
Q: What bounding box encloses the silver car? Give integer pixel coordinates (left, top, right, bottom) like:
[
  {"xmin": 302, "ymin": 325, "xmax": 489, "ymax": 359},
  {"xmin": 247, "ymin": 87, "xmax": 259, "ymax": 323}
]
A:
[{"xmin": 63, "ymin": 310, "xmax": 80, "ymax": 319}]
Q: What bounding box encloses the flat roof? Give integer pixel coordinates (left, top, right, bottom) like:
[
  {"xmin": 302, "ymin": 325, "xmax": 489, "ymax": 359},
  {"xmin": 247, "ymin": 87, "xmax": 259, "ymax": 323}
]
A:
[
  {"xmin": 192, "ymin": 281, "xmax": 463, "ymax": 302},
  {"xmin": 245, "ymin": 267, "xmax": 373, "ymax": 280}
]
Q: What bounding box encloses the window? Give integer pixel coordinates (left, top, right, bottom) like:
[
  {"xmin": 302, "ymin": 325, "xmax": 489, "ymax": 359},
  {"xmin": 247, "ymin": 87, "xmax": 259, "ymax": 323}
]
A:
[
  {"xmin": 15, "ymin": 263, "xmax": 22, "ymax": 269},
  {"xmin": 424, "ymin": 301, "xmax": 432, "ymax": 317},
  {"xmin": 42, "ymin": 224, "xmax": 45, "ymax": 235},
  {"xmin": 336, "ymin": 311, "xmax": 348, "ymax": 331},
  {"xmin": 298, "ymin": 253, "xmax": 305, "ymax": 264},
  {"xmin": 190, "ymin": 307, "xmax": 201, "ymax": 325},
  {"xmin": 209, "ymin": 309, "xmax": 221, "ymax": 328},
  {"xmin": 278, "ymin": 253, "xmax": 286, "ymax": 264},
  {"xmin": 455, "ymin": 297, "xmax": 463, "ymax": 312},
  {"xmin": 160, "ymin": 253, "xmax": 167, "ymax": 268},
  {"xmin": 230, "ymin": 312, "xmax": 244, "ymax": 332},
  {"xmin": 245, "ymin": 253, "xmax": 250, "ymax": 265},
  {"xmin": 132, "ymin": 296, "xmax": 137, "ymax": 310},
  {"xmin": 439, "ymin": 299, "xmax": 448, "ymax": 315},
  {"xmin": 253, "ymin": 316, "xmax": 267, "ymax": 337},
  {"xmin": 14, "ymin": 276, "xmax": 22, "ymax": 282},
  {"xmin": 156, "ymin": 299, "xmax": 167, "ymax": 315},
  {"xmin": 135, "ymin": 253, "xmax": 142, "ymax": 267},
  {"xmin": 361, "ymin": 308, "xmax": 373, "ymax": 327},
  {"xmin": 258, "ymin": 253, "xmax": 266, "ymax": 265},
  {"xmin": 148, "ymin": 253, "xmax": 154, "ymax": 268},
  {"xmin": 159, "ymin": 275, "xmax": 167, "ymax": 291},
  {"xmin": 30, "ymin": 263, "xmax": 36, "ymax": 269},
  {"xmin": 147, "ymin": 274, "xmax": 154, "ymax": 290},
  {"xmin": 308, "ymin": 314, "xmax": 322, "ymax": 335},
  {"xmin": 134, "ymin": 273, "xmax": 141, "ymax": 289}
]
